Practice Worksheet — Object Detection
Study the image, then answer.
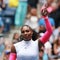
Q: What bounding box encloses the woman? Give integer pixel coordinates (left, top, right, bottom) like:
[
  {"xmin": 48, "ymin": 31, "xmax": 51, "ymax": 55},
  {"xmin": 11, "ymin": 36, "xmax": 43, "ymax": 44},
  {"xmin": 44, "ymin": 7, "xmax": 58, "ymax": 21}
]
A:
[
  {"xmin": 12, "ymin": 33, "xmax": 20, "ymax": 44},
  {"xmin": 9, "ymin": 9, "xmax": 52, "ymax": 60},
  {"xmin": 53, "ymin": 32, "xmax": 60, "ymax": 55}
]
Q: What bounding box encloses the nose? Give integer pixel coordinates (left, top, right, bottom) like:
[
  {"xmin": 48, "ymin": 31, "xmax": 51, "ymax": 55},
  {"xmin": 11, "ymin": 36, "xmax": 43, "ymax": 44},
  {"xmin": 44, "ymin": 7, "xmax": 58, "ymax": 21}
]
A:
[{"xmin": 24, "ymin": 31, "xmax": 28, "ymax": 35}]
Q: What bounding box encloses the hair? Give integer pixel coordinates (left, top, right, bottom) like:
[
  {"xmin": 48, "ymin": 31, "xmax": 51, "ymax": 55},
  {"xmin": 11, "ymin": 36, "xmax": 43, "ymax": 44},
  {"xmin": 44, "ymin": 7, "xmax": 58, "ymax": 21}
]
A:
[
  {"xmin": 54, "ymin": 32, "xmax": 60, "ymax": 46},
  {"xmin": 40, "ymin": 49, "xmax": 44, "ymax": 52},
  {"xmin": 21, "ymin": 25, "xmax": 40, "ymax": 41},
  {"xmin": 57, "ymin": 0, "xmax": 60, "ymax": 3},
  {"xmin": 21, "ymin": 25, "xmax": 33, "ymax": 32},
  {"xmin": 32, "ymin": 30, "xmax": 40, "ymax": 41},
  {"xmin": 13, "ymin": 33, "xmax": 19, "ymax": 40},
  {"xmin": 30, "ymin": 8, "xmax": 37, "ymax": 16},
  {"xmin": 0, "ymin": 0, "xmax": 4, "ymax": 4},
  {"xmin": 54, "ymin": 39, "xmax": 59, "ymax": 46}
]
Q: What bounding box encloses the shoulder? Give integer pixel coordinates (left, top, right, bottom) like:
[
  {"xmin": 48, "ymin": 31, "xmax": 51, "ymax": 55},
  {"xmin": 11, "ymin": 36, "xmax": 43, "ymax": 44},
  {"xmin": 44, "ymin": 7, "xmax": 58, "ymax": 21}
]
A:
[
  {"xmin": 11, "ymin": 41, "xmax": 24, "ymax": 53},
  {"xmin": 14, "ymin": 41, "xmax": 23, "ymax": 47},
  {"xmin": 14, "ymin": 41, "xmax": 24, "ymax": 50},
  {"xmin": 11, "ymin": 44, "xmax": 16, "ymax": 53},
  {"xmin": 38, "ymin": 39, "xmax": 44, "ymax": 51},
  {"xmin": 35, "ymin": 39, "xmax": 44, "ymax": 47},
  {"xmin": 38, "ymin": 40, "xmax": 44, "ymax": 46}
]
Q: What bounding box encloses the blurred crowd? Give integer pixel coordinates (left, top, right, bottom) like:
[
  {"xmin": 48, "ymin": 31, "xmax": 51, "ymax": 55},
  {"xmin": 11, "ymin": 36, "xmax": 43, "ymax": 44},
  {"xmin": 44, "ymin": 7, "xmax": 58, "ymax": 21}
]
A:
[{"xmin": 0, "ymin": 0, "xmax": 60, "ymax": 60}]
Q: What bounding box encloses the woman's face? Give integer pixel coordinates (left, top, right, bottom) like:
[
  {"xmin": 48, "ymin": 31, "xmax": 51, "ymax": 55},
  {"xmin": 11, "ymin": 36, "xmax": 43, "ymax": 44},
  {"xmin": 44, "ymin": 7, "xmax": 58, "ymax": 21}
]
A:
[
  {"xmin": 21, "ymin": 26, "xmax": 33, "ymax": 41},
  {"xmin": 31, "ymin": 8, "xmax": 37, "ymax": 16},
  {"xmin": 14, "ymin": 33, "xmax": 20, "ymax": 40}
]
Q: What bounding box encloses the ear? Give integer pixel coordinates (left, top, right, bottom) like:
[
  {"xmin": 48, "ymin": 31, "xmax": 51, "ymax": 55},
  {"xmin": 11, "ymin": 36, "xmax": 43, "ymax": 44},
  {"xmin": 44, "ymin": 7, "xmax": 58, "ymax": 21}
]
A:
[
  {"xmin": 31, "ymin": 31, "xmax": 33, "ymax": 35},
  {"xmin": 31, "ymin": 30, "xmax": 33, "ymax": 36}
]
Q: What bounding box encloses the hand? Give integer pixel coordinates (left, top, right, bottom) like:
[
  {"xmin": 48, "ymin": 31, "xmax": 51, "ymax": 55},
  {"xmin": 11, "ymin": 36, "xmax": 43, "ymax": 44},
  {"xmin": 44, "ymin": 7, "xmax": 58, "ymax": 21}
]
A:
[{"xmin": 41, "ymin": 8, "xmax": 49, "ymax": 16}]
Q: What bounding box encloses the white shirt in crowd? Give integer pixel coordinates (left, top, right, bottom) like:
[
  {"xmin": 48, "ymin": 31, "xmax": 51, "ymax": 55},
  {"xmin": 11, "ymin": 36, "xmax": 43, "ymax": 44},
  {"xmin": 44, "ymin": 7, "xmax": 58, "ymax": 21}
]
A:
[{"xmin": 25, "ymin": 16, "xmax": 39, "ymax": 32}]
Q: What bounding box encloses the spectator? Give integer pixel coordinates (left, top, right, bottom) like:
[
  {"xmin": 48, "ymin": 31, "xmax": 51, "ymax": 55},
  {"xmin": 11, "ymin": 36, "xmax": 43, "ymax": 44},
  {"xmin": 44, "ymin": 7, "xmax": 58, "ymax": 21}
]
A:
[
  {"xmin": 3, "ymin": 50, "xmax": 10, "ymax": 60},
  {"xmin": 12, "ymin": 33, "xmax": 20, "ymax": 44},
  {"xmin": 0, "ymin": 0, "xmax": 6, "ymax": 10},
  {"xmin": 0, "ymin": 0, "xmax": 6, "ymax": 33},
  {"xmin": 41, "ymin": 0, "xmax": 55, "ymax": 14},
  {"xmin": 39, "ymin": 49, "xmax": 44, "ymax": 60},
  {"xmin": 39, "ymin": 0, "xmax": 46, "ymax": 7},
  {"xmin": 37, "ymin": 0, "xmax": 46, "ymax": 18},
  {"xmin": 49, "ymin": 0, "xmax": 60, "ymax": 28},
  {"xmin": 52, "ymin": 24, "xmax": 60, "ymax": 42},
  {"xmin": 53, "ymin": 32, "xmax": 60, "ymax": 55},
  {"xmin": 49, "ymin": 24, "xmax": 60, "ymax": 56},
  {"xmin": 25, "ymin": 8, "xmax": 39, "ymax": 32},
  {"xmin": 44, "ymin": 41, "xmax": 52, "ymax": 57},
  {"xmin": 3, "ymin": 38, "xmax": 12, "ymax": 60},
  {"xmin": 4, "ymin": 39, "xmax": 12, "ymax": 52},
  {"xmin": 38, "ymin": 17, "xmax": 55, "ymax": 34}
]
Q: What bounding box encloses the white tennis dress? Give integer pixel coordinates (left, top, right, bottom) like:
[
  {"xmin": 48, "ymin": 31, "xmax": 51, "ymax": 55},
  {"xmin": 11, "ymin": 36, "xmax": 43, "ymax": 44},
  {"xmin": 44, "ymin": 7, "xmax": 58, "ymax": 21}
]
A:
[{"xmin": 14, "ymin": 40, "xmax": 39, "ymax": 60}]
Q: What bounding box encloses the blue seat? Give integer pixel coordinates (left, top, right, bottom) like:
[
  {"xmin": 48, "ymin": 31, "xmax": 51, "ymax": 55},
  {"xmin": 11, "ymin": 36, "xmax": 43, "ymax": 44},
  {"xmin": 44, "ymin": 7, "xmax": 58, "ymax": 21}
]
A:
[{"xmin": 3, "ymin": 6, "xmax": 16, "ymax": 17}]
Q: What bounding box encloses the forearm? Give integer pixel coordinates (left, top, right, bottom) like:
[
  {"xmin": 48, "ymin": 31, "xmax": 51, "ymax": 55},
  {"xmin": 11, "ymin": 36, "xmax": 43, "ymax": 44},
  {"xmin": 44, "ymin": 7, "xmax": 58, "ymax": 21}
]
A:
[
  {"xmin": 40, "ymin": 16, "xmax": 52, "ymax": 44},
  {"xmin": 44, "ymin": 16, "xmax": 52, "ymax": 32},
  {"xmin": 9, "ymin": 53, "xmax": 16, "ymax": 60}
]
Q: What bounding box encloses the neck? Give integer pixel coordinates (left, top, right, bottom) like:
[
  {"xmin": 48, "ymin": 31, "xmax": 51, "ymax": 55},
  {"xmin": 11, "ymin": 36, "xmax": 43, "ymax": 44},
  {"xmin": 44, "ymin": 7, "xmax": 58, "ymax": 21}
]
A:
[
  {"xmin": 24, "ymin": 39, "xmax": 32, "ymax": 41},
  {"xmin": 39, "ymin": 57, "xmax": 43, "ymax": 60}
]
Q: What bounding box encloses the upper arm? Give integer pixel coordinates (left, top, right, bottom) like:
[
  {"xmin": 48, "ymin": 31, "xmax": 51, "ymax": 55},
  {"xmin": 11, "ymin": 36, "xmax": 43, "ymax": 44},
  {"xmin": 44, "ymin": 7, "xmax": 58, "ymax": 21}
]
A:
[
  {"xmin": 9, "ymin": 45, "xmax": 17, "ymax": 60},
  {"xmin": 11, "ymin": 45, "xmax": 16, "ymax": 53},
  {"xmin": 38, "ymin": 40, "xmax": 44, "ymax": 51}
]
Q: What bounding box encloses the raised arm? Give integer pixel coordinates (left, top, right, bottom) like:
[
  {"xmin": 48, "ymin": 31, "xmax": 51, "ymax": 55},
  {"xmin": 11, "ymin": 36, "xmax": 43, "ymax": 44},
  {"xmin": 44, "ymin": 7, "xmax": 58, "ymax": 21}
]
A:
[
  {"xmin": 40, "ymin": 16, "xmax": 52, "ymax": 44},
  {"xmin": 9, "ymin": 45, "xmax": 17, "ymax": 60}
]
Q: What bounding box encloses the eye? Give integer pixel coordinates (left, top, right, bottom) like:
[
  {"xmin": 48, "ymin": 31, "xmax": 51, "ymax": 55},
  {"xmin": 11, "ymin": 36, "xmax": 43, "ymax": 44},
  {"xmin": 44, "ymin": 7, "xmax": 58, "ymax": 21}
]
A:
[
  {"xmin": 21, "ymin": 30, "xmax": 30, "ymax": 33},
  {"xmin": 26, "ymin": 30, "xmax": 29, "ymax": 32},
  {"xmin": 21, "ymin": 31, "xmax": 24, "ymax": 33}
]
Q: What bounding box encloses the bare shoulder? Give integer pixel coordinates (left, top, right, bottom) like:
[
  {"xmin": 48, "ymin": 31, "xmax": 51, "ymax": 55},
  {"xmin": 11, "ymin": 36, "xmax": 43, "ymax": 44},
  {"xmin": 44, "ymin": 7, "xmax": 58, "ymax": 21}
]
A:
[
  {"xmin": 38, "ymin": 39, "xmax": 44, "ymax": 51},
  {"xmin": 11, "ymin": 44, "xmax": 16, "ymax": 53}
]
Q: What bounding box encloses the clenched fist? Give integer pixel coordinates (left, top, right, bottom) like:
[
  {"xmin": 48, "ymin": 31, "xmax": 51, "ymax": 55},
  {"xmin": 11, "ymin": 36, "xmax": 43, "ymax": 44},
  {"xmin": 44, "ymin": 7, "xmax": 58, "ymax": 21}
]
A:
[{"xmin": 41, "ymin": 8, "xmax": 49, "ymax": 16}]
